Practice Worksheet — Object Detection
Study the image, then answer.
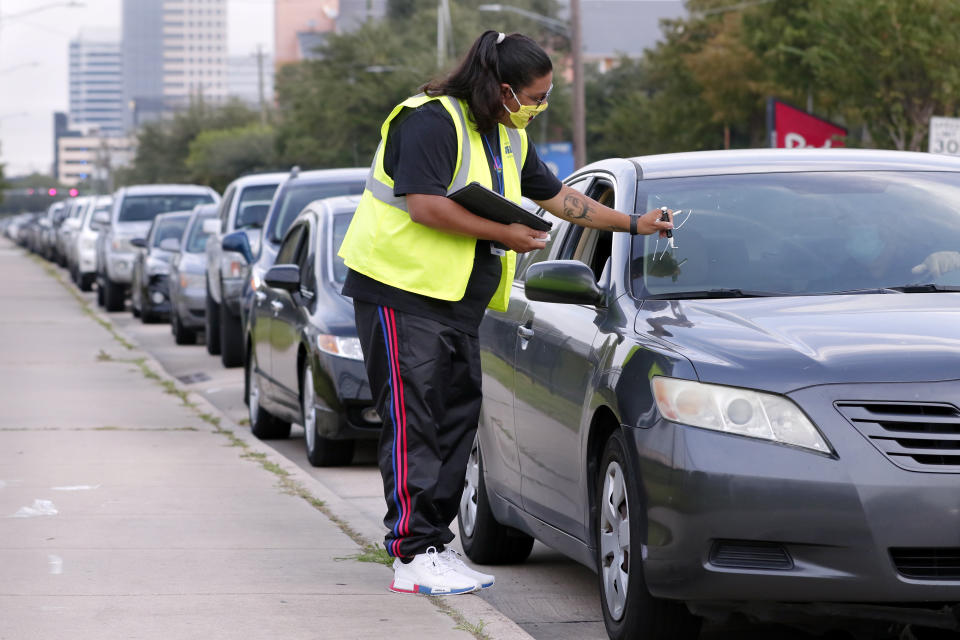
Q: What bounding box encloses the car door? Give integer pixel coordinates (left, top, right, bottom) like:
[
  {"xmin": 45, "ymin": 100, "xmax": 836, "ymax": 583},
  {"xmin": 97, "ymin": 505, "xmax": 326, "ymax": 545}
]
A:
[
  {"xmin": 268, "ymin": 220, "xmax": 311, "ymax": 409},
  {"xmin": 207, "ymin": 184, "xmax": 236, "ymax": 302},
  {"xmin": 514, "ymin": 176, "xmax": 616, "ymax": 540},
  {"xmin": 255, "ymin": 222, "xmax": 304, "ymax": 397}
]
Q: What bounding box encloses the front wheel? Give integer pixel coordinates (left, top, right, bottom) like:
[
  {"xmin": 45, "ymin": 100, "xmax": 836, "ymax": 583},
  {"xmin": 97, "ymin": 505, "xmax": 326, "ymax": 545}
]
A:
[
  {"xmin": 172, "ymin": 311, "xmax": 197, "ymax": 345},
  {"xmin": 246, "ymin": 349, "xmax": 290, "ymax": 440},
  {"xmin": 597, "ymin": 430, "xmax": 700, "ymax": 640},
  {"xmin": 219, "ymin": 301, "xmax": 244, "ymax": 368},
  {"xmin": 205, "ymin": 287, "xmax": 221, "ymax": 355},
  {"xmin": 457, "ymin": 434, "xmax": 534, "ymax": 565},
  {"xmin": 302, "ymin": 362, "xmax": 354, "ymax": 467},
  {"xmin": 103, "ymin": 277, "xmax": 125, "ymax": 312}
]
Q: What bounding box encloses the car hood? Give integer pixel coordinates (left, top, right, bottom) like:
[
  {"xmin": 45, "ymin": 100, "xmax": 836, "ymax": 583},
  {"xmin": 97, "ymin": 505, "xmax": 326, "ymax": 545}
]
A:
[
  {"xmin": 177, "ymin": 252, "xmax": 207, "ymax": 274},
  {"xmin": 110, "ymin": 221, "xmax": 152, "ymax": 239},
  {"xmin": 636, "ymin": 294, "xmax": 960, "ymax": 393}
]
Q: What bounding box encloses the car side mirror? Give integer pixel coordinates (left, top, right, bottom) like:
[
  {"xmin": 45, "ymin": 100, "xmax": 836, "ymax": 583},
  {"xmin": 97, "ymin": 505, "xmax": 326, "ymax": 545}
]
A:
[
  {"xmin": 524, "ymin": 260, "xmax": 604, "ymax": 306},
  {"xmin": 202, "ymin": 218, "xmax": 220, "ymax": 234},
  {"xmin": 159, "ymin": 237, "xmax": 180, "ymax": 252},
  {"xmin": 91, "ymin": 211, "xmax": 110, "ymax": 228},
  {"xmin": 130, "ymin": 237, "xmax": 147, "ymax": 249},
  {"xmin": 264, "ymin": 264, "xmax": 300, "ymax": 292},
  {"xmin": 221, "ymin": 230, "xmax": 253, "ymax": 264}
]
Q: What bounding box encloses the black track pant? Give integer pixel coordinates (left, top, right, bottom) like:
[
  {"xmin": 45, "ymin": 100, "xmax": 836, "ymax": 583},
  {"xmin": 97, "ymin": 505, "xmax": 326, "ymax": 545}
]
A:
[{"xmin": 354, "ymin": 301, "xmax": 482, "ymax": 558}]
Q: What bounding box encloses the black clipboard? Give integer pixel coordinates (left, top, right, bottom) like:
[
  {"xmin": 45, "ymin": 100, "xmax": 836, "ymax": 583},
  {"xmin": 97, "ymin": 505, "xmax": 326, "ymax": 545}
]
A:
[{"xmin": 448, "ymin": 182, "xmax": 553, "ymax": 232}]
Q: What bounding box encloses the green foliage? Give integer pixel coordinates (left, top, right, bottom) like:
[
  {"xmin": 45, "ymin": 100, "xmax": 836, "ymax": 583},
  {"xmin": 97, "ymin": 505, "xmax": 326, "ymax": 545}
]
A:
[
  {"xmin": 186, "ymin": 124, "xmax": 278, "ymax": 193},
  {"xmin": 119, "ymin": 99, "xmax": 262, "ymax": 187}
]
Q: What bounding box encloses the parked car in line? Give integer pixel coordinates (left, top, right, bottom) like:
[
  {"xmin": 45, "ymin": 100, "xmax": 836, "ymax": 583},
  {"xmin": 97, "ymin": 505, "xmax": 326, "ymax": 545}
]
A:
[
  {"xmin": 203, "ymin": 172, "xmax": 287, "ymax": 366},
  {"xmin": 36, "ymin": 202, "xmax": 66, "ymax": 261},
  {"xmin": 96, "ymin": 185, "xmax": 219, "ymax": 311},
  {"xmin": 243, "ymin": 195, "xmax": 379, "ymax": 466},
  {"xmin": 69, "ymin": 195, "xmax": 112, "ymax": 291},
  {"xmin": 130, "ymin": 211, "xmax": 191, "ymax": 323},
  {"xmin": 169, "ymin": 204, "xmax": 218, "ymax": 345},
  {"xmin": 461, "ymin": 149, "xmax": 960, "ymax": 639},
  {"xmin": 235, "ymin": 167, "xmax": 367, "ymax": 369},
  {"xmin": 58, "ymin": 196, "xmax": 90, "ymax": 269}
]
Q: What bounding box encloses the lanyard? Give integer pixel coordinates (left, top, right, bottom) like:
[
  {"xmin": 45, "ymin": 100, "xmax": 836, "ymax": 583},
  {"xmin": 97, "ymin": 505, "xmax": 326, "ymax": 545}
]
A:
[{"xmin": 482, "ymin": 131, "xmax": 504, "ymax": 196}]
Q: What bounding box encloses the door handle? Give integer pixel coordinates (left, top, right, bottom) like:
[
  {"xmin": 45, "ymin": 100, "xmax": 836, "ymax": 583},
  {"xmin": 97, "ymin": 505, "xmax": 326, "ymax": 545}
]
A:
[
  {"xmin": 255, "ymin": 291, "xmax": 267, "ymax": 304},
  {"xmin": 517, "ymin": 326, "xmax": 535, "ymax": 339},
  {"xmin": 270, "ymin": 300, "xmax": 283, "ymax": 314}
]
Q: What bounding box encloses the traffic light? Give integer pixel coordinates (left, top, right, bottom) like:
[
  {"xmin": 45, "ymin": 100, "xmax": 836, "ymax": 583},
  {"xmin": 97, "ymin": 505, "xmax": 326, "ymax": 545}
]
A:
[
  {"xmin": 48, "ymin": 188, "xmax": 57, "ymax": 197},
  {"xmin": 69, "ymin": 188, "xmax": 79, "ymax": 197}
]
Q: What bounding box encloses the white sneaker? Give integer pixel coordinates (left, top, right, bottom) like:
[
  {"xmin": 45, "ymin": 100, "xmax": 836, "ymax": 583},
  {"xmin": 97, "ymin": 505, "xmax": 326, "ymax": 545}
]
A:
[
  {"xmin": 439, "ymin": 548, "xmax": 495, "ymax": 589},
  {"xmin": 389, "ymin": 546, "xmax": 479, "ymax": 595}
]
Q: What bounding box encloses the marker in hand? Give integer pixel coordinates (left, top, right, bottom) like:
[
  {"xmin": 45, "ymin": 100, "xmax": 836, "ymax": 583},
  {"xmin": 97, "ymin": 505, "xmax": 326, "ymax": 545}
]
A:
[{"xmin": 660, "ymin": 206, "xmax": 678, "ymax": 249}]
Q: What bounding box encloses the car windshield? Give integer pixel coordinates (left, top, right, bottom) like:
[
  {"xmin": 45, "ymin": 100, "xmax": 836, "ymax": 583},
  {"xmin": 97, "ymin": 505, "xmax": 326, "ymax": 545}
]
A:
[
  {"xmin": 330, "ymin": 212, "xmax": 354, "ymax": 285},
  {"xmin": 185, "ymin": 215, "xmax": 215, "ymax": 253},
  {"xmin": 151, "ymin": 216, "xmax": 189, "ymax": 248},
  {"xmin": 236, "ymin": 183, "xmax": 279, "ymax": 228},
  {"xmin": 266, "ymin": 180, "xmax": 365, "ymax": 245},
  {"xmin": 119, "ymin": 194, "xmax": 214, "ymax": 222},
  {"xmin": 632, "ymin": 171, "xmax": 960, "ymax": 298}
]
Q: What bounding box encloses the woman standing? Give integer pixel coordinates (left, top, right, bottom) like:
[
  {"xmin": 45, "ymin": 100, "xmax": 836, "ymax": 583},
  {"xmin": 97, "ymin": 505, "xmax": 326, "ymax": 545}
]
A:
[{"xmin": 339, "ymin": 30, "xmax": 673, "ymax": 595}]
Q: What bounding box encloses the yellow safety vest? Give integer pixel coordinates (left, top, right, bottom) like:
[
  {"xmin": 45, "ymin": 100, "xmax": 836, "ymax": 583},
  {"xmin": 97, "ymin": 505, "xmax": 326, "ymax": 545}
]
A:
[{"xmin": 338, "ymin": 94, "xmax": 528, "ymax": 313}]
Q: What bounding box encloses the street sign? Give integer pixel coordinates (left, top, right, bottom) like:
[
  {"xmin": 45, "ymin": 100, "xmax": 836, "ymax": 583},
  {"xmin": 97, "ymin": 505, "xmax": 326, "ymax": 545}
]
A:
[
  {"xmin": 929, "ymin": 116, "xmax": 960, "ymax": 156},
  {"xmin": 539, "ymin": 142, "xmax": 574, "ymax": 179},
  {"xmin": 767, "ymin": 99, "xmax": 847, "ymax": 149}
]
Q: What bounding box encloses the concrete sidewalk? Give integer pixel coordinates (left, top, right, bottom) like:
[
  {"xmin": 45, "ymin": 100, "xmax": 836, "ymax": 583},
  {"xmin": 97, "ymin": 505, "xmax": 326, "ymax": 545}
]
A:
[{"xmin": 0, "ymin": 237, "xmax": 526, "ymax": 639}]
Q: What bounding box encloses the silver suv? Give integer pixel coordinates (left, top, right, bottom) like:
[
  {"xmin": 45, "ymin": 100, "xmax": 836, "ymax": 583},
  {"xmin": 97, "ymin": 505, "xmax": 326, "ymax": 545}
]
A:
[
  {"xmin": 203, "ymin": 172, "xmax": 287, "ymax": 367},
  {"xmin": 96, "ymin": 185, "xmax": 219, "ymax": 311}
]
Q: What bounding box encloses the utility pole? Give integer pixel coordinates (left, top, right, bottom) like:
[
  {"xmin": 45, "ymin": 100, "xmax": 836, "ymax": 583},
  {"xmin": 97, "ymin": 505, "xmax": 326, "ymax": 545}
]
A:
[
  {"xmin": 257, "ymin": 45, "xmax": 267, "ymax": 126},
  {"xmin": 570, "ymin": 0, "xmax": 585, "ymax": 169}
]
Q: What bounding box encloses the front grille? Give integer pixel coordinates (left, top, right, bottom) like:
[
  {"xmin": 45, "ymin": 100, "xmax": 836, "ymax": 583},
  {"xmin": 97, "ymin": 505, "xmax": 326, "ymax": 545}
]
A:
[
  {"xmin": 835, "ymin": 401, "xmax": 960, "ymax": 472},
  {"xmin": 709, "ymin": 540, "xmax": 793, "ymax": 571},
  {"xmin": 891, "ymin": 547, "xmax": 960, "ymax": 580}
]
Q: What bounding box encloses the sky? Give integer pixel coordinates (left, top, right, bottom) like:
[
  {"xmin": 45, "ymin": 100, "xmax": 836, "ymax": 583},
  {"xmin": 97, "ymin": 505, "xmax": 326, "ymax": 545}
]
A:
[{"xmin": 0, "ymin": 0, "xmax": 275, "ymax": 177}]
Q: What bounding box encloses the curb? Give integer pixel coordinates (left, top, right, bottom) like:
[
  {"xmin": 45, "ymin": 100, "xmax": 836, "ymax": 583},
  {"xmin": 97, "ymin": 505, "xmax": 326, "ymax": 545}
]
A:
[{"xmin": 73, "ymin": 279, "xmax": 535, "ymax": 640}]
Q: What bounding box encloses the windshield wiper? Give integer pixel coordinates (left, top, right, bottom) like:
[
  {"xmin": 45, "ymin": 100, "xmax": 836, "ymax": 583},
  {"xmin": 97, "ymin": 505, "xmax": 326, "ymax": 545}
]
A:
[
  {"xmin": 825, "ymin": 287, "xmax": 903, "ymax": 295},
  {"xmin": 645, "ymin": 289, "xmax": 786, "ymax": 300},
  {"xmin": 886, "ymin": 283, "xmax": 960, "ymax": 293}
]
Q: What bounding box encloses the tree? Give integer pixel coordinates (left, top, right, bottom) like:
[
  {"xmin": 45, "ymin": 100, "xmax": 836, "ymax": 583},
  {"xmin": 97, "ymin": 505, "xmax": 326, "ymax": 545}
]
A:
[
  {"xmin": 186, "ymin": 124, "xmax": 278, "ymax": 193},
  {"xmin": 801, "ymin": 0, "xmax": 960, "ymax": 150}
]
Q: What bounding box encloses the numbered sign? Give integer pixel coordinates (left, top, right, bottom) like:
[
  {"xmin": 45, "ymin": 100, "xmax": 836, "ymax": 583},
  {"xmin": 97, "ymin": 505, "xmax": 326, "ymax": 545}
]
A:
[{"xmin": 929, "ymin": 116, "xmax": 960, "ymax": 156}]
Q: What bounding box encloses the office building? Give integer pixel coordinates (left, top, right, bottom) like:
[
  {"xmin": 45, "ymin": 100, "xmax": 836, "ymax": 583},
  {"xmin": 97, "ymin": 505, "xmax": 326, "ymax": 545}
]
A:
[
  {"xmin": 275, "ymin": 0, "xmax": 385, "ymax": 66},
  {"xmin": 122, "ymin": 0, "xmax": 228, "ymax": 129},
  {"xmin": 227, "ymin": 52, "xmax": 274, "ymax": 108},
  {"xmin": 69, "ymin": 29, "xmax": 124, "ymax": 137},
  {"xmin": 57, "ymin": 130, "xmax": 135, "ymax": 188}
]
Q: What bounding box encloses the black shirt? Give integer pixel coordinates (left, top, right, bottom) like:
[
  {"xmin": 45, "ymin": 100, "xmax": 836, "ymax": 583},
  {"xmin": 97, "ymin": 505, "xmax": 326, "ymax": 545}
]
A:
[{"xmin": 343, "ymin": 101, "xmax": 563, "ymax": 335}]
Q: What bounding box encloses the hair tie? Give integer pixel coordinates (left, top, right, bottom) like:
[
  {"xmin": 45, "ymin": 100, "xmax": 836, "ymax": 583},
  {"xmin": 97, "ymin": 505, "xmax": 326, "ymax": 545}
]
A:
[{"xmin": 496, "ymin": 32, "xmax": 506, "ymax": 44}]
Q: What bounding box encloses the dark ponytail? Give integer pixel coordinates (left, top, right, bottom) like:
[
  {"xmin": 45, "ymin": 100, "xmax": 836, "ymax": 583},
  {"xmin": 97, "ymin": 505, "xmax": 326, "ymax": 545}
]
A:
[{"xmin": 422, "ymin": 30, "xmax": 552, "ymax": 132}]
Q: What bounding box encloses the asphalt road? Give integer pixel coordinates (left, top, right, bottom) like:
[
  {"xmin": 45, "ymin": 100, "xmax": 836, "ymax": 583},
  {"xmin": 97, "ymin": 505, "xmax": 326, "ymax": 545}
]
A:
[{"xmin": 91, "ymin": 294, "xmax": 921, "ymax": 640}]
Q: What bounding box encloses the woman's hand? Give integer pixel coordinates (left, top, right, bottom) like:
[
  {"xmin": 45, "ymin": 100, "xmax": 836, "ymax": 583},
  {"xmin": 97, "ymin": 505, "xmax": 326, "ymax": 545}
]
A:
[
  {"xmin": 911, "ymin": 251, "xmax": 960, "ymax": 278},
  {"xmin": 635, "ymin": 208, "xmax": 675, "ymax": 238},
  {"xmin": 498, "ymin": 223, "xmax": 549, "ymax": 253}
]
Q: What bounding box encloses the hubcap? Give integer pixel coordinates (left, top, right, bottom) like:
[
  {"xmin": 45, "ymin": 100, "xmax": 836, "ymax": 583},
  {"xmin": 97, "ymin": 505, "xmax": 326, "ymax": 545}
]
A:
[
  {"xmin": 459, "ymin": 436, "xmax": 480, "ymax": 537},
  {"xmin": 600, "ymin": 461, "xmax": 630, "ymax": 621},
  {"xmin": 303, "ymin": 366, "xmax": 316, "ymax": 453},
  {"xmin": 247, "ymin": 353, "xmax": 259, "ymax": 425}
]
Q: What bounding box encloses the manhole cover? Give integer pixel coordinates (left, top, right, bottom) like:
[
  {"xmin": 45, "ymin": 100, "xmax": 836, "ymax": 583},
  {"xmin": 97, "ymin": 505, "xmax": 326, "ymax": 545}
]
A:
[{"xmin": 177, "ymin": 372, "xmax": 211, "ymax": 385}]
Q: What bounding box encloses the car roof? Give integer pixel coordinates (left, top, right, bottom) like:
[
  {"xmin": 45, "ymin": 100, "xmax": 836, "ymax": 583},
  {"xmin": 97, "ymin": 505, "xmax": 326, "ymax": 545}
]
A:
[
  {"xmin": 280, "ymin": 167, "xmax": 367, "ymax": 187},
  {"xmin": 303, "ymin": 194, "xmax": 363, "ymax": 218},
  {"xmin": 154, "ymin": 210, "xmax": 192, "ymax": 223},
  {"xmin": 226, "ymin": 172, "xmax": 290, "ymax": 188},
  {"xmin": 119, "ymin": 184, "xmax": 216, "ymax": 196},
  {"xmin": 629, "ymin": 149, "xmax": 960, "ymax": 180}
]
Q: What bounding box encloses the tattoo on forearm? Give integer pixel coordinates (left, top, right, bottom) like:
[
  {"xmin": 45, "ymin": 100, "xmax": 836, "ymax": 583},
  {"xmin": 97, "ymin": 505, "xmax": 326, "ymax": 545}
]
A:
[{"xmin": 562, "ymin": 193, "xmax": 593, "ymax": 222}]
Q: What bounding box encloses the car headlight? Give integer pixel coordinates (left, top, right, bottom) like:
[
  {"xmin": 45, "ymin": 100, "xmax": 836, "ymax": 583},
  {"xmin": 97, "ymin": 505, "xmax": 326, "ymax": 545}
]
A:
[
  {"xmin": 180, "ymin": 272, "xmax": 205, "ymax": 290},
  {"xmin": 146, "ymin": 259, "xmax": 171, "ymax": 276},
  {"xmin": 221, "ymin": 252, "xmax": 246, "ymax": 279},
  {"xmin": 316, "ymin": 334, "xmax": 364, "ymax": 361},
  {"xmin": 250, "ymin": 267, "xmax": 264, "ymax": 292},
  {"xmin": 110, "ymin": 237, "xmax": 132, "ymax": 252},
  {"xmin": 80, "ymin": 235, "xmax": 97, "ymax": 252},
  {"xmin": 651, "ymin": 377, "xmax": 831, "ymax": 453}
]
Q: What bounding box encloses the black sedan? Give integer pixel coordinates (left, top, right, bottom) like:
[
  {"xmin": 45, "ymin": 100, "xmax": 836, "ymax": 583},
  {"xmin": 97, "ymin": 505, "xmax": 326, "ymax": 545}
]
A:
[
  {"xmin": 131, "ymin": 211, "xmax": 190, "ymax": 323},
  {"xmin": 244, "ymin": 195, "xmax": 380, "ymax": 466},
  {"xmin": 461, "ymin": 149, "xmax": 960, "ymax": 640}
]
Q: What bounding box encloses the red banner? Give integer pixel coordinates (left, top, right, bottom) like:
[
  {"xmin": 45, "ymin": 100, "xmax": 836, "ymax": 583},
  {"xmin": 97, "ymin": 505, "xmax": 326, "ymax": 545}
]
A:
[{"xmin": 768, "ymin": 99, "xmax": 847, "ymax": 148}]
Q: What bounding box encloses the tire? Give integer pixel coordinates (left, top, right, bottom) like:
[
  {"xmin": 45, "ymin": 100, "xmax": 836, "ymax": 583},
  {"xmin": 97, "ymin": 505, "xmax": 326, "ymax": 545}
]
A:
[
  {"xmin": 103, "ymin": 277, "xmax": 126, "ymax": 312},
  {"xmin": 172, "ymin": 311, "xmax": 197, "ymax": 345},
  {"xmin": 458, "ymin": 434, "xmax": 535, "ymax": 565},
  {"xmin": 302, "ymin": 362, "xmax": 354, "ymax": 467},
  {"xmin": 219, "ymin": 300, "xmax": 244, "ymax": 368},
  {"xmin": 246, "ymin": 349, "xmax": 291, "ymax": 439},
  {"xmin": 96, "ymin": 277, "xmax": 105, "ymax": 307},
  {"xmin": 205, "ymin": 287, "xmax": 221, "ymax": 355},
  {"xmin": 79, "ymin": 273, "xmax": 94, "ymax": 292},
  {"xmin": 597, "ymin": 430, "xmax": 701, "ymax": 640}
]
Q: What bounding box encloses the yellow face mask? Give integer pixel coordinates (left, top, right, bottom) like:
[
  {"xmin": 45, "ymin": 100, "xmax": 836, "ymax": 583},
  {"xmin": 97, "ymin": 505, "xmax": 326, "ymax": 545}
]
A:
[{"xmin": 503, "ymin": 86, "xmax": 549, "ymax": 129}]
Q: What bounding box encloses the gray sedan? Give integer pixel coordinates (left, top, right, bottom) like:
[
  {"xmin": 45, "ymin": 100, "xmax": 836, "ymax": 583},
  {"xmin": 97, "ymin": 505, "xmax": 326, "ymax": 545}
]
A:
[
  {"xmin": 169, "ymin": 204, "xmax": 218, "ymax": 345},
  {"xmin": 462, "ymin": 149, "xmax": 960, "ymax": 639}
]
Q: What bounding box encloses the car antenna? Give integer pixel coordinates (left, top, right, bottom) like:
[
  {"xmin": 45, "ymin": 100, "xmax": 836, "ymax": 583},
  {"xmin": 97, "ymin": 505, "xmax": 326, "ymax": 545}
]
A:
[{"xmin": 289, "ymin": 165, "xmax": 301, "ymax": 180}]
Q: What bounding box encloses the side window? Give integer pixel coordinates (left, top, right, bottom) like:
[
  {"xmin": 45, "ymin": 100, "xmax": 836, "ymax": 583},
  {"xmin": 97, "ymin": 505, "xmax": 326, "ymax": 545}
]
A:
[
  {"xmin": 218, "ymin": 186, "xmax": 236, "ymax": 232},
  {"xmin": 298, "ymin": 220, "xmax": 317, "ymax": 295},
  {"xmin": 276, "ymin": 223, "xmax": 304, "ymax": 265},
  {"xmin": 558, "ymin": 177, "xmax": 615, "ymax": 283}
]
